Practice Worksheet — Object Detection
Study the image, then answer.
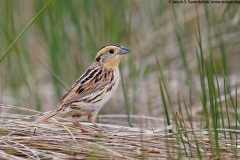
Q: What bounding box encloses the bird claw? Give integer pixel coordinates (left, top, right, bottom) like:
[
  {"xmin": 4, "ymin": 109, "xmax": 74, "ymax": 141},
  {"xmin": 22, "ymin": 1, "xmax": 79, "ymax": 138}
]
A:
[
  {"xmin": 98, "ymin": 127, "xmax": 107, "ymax": 133},
  {"xmin": 80, "ymin": 128, "xmax": 92, "ymax": 133},
  {"xmin": 81, "ymin": 127, "xmax": 107, "ymax": 134}
]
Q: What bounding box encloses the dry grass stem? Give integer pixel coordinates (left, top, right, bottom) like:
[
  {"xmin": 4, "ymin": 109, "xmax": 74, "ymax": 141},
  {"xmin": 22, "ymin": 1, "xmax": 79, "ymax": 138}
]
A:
[{"xmin": 0, "ymin": 104, "xmax": 239, "ymax": 159}]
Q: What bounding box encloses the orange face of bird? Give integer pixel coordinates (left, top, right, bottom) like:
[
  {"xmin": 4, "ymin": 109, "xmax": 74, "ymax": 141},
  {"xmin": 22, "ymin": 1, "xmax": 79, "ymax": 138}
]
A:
[{"xmin": 95, "ymin": 44, "xmax": 130, "ymax": 69}]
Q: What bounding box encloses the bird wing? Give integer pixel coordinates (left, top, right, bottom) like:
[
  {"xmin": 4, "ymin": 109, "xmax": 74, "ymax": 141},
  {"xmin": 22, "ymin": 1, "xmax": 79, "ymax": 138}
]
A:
[{"xmin": 58, "ymin": 63, "xmax": 113, "ymax": 107}]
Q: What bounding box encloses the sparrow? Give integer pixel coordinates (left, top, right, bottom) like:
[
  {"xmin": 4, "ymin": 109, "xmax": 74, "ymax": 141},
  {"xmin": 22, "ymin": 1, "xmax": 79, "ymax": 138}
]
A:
[{"xmin": 29, "ymin": 44, "xmax": 130, "ymax": 132}]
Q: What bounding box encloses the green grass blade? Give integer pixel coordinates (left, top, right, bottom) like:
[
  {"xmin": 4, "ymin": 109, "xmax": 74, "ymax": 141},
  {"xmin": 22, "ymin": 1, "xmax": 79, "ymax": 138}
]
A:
[{"xmin": 0, "ymin": 0, "xmax": 54, "ymax": 63}]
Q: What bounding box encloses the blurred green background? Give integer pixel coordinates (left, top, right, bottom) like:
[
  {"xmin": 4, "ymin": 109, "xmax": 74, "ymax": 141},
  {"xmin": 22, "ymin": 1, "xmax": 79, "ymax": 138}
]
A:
[{"xmin": 0, "ymin": 0, "xmax": 240, "ymax": 127}]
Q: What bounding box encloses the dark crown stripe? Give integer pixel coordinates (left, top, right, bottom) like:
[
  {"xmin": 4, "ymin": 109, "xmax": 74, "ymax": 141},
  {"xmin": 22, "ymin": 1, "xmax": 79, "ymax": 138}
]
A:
[{"xmin": 97, "ymin": 44, "xmax": 122, "ymax": 52}]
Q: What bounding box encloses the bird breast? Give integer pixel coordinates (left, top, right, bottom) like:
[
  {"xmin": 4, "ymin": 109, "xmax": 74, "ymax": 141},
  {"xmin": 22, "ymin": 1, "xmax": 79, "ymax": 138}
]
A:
[{"xmin": 63, "ymin": 69, "xmax": 120, "ymax": 115}]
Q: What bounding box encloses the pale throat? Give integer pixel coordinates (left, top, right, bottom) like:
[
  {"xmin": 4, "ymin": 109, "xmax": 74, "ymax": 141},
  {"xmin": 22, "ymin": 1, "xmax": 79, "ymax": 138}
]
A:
[{"xmin": 102, "ymin": 56, "xmax": 122, "ymax": 69}]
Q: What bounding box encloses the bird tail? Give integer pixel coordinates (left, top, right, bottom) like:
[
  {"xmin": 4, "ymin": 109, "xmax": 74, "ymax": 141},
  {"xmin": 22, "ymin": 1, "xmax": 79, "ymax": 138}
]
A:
[{"xmin": 28, "ymin": 109, "xmax": 61, "ymax": 127}]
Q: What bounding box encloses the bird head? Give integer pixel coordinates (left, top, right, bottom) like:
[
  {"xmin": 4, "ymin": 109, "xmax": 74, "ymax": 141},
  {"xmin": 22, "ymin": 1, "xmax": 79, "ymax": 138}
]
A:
[{"xmin": 95, "ymin": 44, "xmax": 130, "ymax": 69}]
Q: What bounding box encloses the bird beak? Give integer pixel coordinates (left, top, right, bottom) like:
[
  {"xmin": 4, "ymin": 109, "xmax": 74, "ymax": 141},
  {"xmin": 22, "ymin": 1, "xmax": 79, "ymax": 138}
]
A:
[{"xmin": 118, "ymin": 47, "xmax": 130, "ymax": 55}]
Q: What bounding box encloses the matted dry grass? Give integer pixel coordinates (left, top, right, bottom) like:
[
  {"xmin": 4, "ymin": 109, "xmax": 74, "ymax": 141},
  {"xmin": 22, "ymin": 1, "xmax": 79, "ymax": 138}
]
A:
[{"xmin": 0, "ymin": 104, "xmax": 239, "ymax": 159}]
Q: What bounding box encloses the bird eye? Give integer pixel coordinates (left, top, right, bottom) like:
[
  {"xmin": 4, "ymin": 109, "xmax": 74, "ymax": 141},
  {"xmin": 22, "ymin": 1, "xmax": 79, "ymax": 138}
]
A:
[{"xmin": 109, "ymin": 49, "xmax": 114, "ymax": 54}]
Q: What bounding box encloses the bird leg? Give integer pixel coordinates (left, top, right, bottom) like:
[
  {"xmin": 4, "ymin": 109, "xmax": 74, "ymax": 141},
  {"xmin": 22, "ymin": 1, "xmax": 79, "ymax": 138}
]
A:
[
  {"xmin": 88, "ymin": 110, "xmax": 107, "ymax": 133},
  {"xmin": 72, "ymin": 115, "xmax": 91, "ymax": 133}
]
